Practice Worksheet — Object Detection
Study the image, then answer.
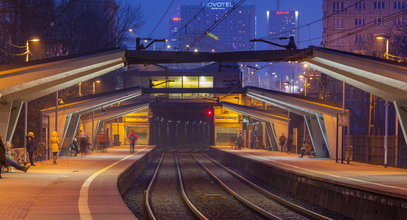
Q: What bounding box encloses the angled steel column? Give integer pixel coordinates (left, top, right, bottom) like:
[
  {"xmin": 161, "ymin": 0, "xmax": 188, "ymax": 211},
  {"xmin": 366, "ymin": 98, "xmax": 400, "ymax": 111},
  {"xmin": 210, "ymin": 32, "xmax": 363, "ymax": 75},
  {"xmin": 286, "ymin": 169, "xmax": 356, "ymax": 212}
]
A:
[
  {"xmin": 304, "ymin": 115, "xmax": 329, "ymax": 158},
  {"xmin": 394, "ymin": 101, "xmax": 407, "ymax": 147},
  {"xmin": 3, "ymin": 100, "xmax": 24, "ymax": 142}
]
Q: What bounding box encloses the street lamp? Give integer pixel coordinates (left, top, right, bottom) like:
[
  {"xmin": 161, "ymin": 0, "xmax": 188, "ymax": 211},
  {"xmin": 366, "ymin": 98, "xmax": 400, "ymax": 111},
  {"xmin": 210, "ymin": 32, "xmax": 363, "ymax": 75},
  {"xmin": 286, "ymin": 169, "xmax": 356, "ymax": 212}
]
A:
[
  {"xmin": 375, "ymin": 35, "xmax": 390, "ymax": 168},
  {"xmin": 375, "ymin": 35, "xmax": 389, "ymax": 59},
  {"xmin": 10, "ymin": 37, "xmax": 40, "ymax": 62}
]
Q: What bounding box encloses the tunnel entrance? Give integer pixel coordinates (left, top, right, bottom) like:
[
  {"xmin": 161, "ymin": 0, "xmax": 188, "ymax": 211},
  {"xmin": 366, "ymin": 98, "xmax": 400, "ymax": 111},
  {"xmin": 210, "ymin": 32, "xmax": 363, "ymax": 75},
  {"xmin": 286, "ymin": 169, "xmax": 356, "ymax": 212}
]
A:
[{"xmin": 149, "ymin": 103, "xmax": 214, "ymax": 149}]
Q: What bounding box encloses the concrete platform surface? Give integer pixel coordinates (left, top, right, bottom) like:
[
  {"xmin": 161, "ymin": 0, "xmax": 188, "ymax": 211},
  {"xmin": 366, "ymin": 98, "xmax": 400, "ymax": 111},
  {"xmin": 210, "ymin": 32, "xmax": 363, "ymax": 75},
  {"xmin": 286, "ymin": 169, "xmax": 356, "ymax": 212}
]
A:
[
  {"xmin": 214, "ymin": 146, "xmax": 407, "ymax": 199},
  {"xmin": 0, "ymin": 146, "xmax": 153, "ymax": 220}
]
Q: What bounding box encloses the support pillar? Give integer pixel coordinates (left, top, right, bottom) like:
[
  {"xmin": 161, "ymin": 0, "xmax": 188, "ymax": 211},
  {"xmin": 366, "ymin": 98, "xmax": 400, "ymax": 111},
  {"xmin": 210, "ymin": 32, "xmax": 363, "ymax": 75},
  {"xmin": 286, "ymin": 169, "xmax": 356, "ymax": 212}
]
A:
[
  {"xmin": 0, "ymin": 100, "xmax": 24, "ymax": 142},
  {"xmin": 394, "ymin": 101, "xmax": 407, "ymax": 148},
  {"xmin": 304, "ymin": 115, "xmax": 329, "ymax": 158}
]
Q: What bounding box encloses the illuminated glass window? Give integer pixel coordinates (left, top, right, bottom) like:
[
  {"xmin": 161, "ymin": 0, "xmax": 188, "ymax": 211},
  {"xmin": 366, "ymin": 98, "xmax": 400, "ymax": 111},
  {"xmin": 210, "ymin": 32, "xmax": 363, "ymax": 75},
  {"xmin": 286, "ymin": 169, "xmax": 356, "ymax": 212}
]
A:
[
  {"xmin": 168, "ymin": 76, "xmax": 182, "ymax": 88},
  {"xmin": 182, "ymin": 76, "xmax": 199, "ymax": 88},
  {"xmin": 199, "ymin": 76, "xmax": 214, "ymax": 88},
  {"xmin": 151, "ymin": 78, "xmax": 167, "ymax": 88}
]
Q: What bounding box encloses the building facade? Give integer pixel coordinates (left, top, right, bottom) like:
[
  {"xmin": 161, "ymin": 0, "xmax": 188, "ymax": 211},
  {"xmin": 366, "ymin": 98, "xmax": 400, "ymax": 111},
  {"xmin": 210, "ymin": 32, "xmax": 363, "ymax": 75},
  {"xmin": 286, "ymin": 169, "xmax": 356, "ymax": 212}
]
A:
[
  {"xmin": 267, "ymin": 10, "xmax": 299, "ymax": 50},
  {"xmin": 323, "ymin": 0, "xmax": 407, "ymax": 58},
  {"xmin": 169, "ymin": 1, "xmax": 256, "ymax": 52}
]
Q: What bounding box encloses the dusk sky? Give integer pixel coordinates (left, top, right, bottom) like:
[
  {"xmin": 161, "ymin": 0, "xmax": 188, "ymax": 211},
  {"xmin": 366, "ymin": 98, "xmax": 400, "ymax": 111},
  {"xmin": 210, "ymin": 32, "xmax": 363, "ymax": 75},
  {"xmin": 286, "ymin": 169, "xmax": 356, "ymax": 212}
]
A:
[{"xmin": 135, "ymin": 0, "xmax": 323, "ymax": 49}]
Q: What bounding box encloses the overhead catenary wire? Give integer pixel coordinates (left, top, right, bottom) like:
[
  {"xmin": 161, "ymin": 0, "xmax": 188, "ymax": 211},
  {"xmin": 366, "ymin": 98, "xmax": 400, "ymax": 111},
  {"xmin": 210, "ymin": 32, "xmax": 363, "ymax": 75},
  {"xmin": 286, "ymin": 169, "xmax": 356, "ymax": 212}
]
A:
[
  {"xmin": 167, "ymin": 0, "xmax": 214, "ymax": 39},
  {"xmin": 299, "ymin": 8, "xmax": 407, "ymax": 45},
  {"xmin": 148, "ymin": 0, "xmax": 175, "ymax": 38},
  {"xmin": 259, "ymin": 0, "xmax": 366, "ymax": 40},
  {"xmin": 189, "ymin": 0, "xmax": 247, "ymax": 49}
]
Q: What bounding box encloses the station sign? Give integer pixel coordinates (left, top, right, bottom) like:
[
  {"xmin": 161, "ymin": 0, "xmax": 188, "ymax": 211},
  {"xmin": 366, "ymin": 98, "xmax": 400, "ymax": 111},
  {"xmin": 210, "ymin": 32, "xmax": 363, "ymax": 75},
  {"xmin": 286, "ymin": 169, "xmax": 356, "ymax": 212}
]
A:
[{"xmin": 203, "ymin": 1, "xmax": 233, "ymax": 10}]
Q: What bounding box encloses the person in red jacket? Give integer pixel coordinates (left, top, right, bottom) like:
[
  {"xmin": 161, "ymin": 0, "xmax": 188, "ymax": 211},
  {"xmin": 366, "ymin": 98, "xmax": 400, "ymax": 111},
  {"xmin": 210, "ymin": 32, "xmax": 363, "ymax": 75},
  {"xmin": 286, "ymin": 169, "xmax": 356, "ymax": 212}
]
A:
[{"xmin": 127, "ymin": 130, "xmax": 138, "ymax": 154}]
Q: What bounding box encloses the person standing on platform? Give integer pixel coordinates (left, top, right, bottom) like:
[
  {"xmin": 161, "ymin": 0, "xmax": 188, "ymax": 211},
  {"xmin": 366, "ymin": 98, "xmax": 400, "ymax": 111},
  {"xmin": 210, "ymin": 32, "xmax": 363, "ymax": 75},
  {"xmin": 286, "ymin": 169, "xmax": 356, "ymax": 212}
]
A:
[
  {"xmin": 26, "ymin": 132, "xmax": 36, "ymax": 166},
  {"xmin": 236, "ymin": 131, "xmax": 243, "ymax": 150},
  {"xmin": 127, "ymin": 130, "xmax": 138, "ymax": 154},
  {"xmin": 279, "ymin": 133, "xmax": 286, "ymax": 152},
  {"xmin": 51, "ymin": 131, "xmax": 60, "ymax": 164}
]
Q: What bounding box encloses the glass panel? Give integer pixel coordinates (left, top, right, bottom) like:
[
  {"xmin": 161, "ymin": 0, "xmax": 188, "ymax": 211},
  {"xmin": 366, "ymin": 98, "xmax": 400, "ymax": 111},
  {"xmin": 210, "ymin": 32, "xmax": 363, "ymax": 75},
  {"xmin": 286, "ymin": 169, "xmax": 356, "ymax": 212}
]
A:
[
  {"xmin": 168, "ymin": 76, "xmax": 182, "ymax": 88},
  {"xmin": 199, "ymin": 76, "xmax": 214, "ymax": 88},
  {"xmin": 151, "ymin": 77, "xmax": 168, "ymax": 88},
  {"xmin": 182, "ymin": 76, "xmax": 199, "ymax": 88},
  {"xmin": 216, "ymin": 127, "xmax": 239, "ymax": 143}
]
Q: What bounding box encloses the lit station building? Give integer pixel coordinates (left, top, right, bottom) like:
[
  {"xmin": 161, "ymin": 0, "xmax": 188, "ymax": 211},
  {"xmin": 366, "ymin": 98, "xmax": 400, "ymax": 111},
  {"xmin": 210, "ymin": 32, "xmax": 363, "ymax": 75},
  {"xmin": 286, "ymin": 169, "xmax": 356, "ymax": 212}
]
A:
[{"xmin": 169, "ymin": 1, "xmax": 256, "ymax": 52}]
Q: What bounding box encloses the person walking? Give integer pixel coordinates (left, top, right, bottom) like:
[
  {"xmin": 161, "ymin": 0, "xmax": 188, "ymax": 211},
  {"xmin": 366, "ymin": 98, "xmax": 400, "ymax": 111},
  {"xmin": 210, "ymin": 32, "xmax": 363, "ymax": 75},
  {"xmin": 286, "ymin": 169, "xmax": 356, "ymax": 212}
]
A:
[
  {"xmin": 279, "ymin": 133, "xmax": 287, "ymax": 152},
  {"xmin": 127, "ymin": 130, "xmax": 138, "ymax": 154},
  {"xmin": 26, "ymin": 132, "xmax": 36, "ymax": 166},
  {"xmin": 299, "ymin": 141, "xmax": 307, "ymax": 158},
  {"xmin": 51, "ymin": 131, "xmax": 60, "ymax": 164}
]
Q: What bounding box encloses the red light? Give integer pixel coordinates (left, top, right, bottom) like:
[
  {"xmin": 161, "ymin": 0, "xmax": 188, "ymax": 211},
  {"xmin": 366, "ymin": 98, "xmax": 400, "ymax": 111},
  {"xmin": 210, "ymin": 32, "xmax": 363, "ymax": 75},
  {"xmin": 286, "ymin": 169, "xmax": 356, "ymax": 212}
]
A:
[
  {"xmin": 172, "ymin": 17, "xmax": 182, "ymax": 21},
  {"xmin": 276, "ymin": 11, "xmax": 289, "ymax": 14},
  {"xmin": 206, "ymin": 110, "xmax": 213, "ymax": 116}
]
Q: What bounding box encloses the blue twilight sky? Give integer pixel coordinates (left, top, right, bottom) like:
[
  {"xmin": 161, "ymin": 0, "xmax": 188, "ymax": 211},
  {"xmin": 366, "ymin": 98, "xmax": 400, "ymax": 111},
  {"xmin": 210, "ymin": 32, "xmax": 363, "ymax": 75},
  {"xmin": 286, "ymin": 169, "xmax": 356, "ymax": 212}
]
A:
[{"xmin": 134, "ymin": 0, "xmax": 323, "ymax": 49}]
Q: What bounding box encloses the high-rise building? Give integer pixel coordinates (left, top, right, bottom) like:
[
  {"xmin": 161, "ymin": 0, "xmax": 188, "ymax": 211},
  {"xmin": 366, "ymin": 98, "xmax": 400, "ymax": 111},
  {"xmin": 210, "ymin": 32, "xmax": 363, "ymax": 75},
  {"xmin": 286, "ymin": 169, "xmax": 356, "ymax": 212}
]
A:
[
  {"xmin": 267, "ymin": 10, "xmax": 299, "ymax": 50},
  {"xmin": 169, "ymin": 1, "xmax": 256, "ymax": 52},
  {"xmin": 323, "ymin": 0, "xmax": 406, "ymax": 58}
]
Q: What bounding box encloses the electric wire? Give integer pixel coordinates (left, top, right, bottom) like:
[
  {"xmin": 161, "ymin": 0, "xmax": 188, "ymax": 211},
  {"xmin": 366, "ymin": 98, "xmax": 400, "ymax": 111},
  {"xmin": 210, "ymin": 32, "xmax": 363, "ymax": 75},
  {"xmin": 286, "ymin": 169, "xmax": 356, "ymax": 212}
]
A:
[
  {"xmin": 260, "ymin": 0, "xmax": 366, "ymax": 40},
  {"xmin": 148, "ymin": 0, "xmax": 175, "ymax": 38},
  {"xmin": 167, "ymin": 0, "xmax": 214, "ymax": 39},
  {"xmin": 189, "ymin": 0, "xmax": 247, "ymax": 49}
]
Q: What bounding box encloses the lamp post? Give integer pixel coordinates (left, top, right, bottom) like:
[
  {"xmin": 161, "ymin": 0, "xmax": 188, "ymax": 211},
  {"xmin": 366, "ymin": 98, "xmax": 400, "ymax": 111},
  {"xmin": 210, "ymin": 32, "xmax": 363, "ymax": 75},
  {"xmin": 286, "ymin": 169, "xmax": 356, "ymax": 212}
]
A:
[
  {"xmin": 10, "ymin": 38, "xmax": 40, "ymax": 62},
  {"xmin": 376, "ymin": 35, "xmax": 389, "ymax": 167}
]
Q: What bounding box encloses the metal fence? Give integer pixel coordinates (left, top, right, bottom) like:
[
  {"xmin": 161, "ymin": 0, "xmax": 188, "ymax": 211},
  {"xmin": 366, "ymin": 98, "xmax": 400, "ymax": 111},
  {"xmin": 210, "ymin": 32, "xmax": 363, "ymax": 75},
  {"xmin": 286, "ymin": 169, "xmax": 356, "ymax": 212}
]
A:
[{"xmin": 351, "ymin": 135, "xmax": 407, "ymax": 168}]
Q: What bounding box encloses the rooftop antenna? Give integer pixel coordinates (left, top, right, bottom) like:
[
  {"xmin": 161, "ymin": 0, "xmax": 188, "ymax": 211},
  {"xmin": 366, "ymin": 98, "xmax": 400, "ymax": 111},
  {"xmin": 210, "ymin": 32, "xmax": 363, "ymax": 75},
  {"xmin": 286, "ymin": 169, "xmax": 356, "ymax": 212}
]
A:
[{"xmin": 276, "ymin": 0, "xmax": 280, "ymax": 10}]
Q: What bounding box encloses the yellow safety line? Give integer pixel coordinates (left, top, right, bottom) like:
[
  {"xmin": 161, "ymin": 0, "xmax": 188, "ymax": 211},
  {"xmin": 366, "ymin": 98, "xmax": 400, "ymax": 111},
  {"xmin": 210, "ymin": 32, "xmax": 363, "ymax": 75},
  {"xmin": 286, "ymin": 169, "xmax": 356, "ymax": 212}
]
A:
[{"xmin": 78, "ymin": 147, "xmax": 148, "ymax": 220}]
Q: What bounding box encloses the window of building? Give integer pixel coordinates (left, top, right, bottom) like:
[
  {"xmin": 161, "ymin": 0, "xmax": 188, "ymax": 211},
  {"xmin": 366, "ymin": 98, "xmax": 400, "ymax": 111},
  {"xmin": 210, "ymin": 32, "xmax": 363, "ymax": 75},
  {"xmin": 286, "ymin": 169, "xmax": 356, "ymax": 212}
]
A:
[
  {"xmin": 333, "ymin": 1, "xmax": 345, "ymax": 12},
  {"xmin": 395, "ymin": 17, "xmax": 407, "ymax": 26},
  {"xmin": 354, "ymin": 17, "xmax": 366, "ymax": 26},
  {"xmin": 333, "ymin": 17, "xmax": 344, "ymax": 29},
  {"xmin": 374, "ymin": 17, "xmax": 385, "ymax": 25},
  {"xmin": 374, "ymin": 1, "xmax": 386, "ymax": 9},
  {"xmin": 355, "ymin": 34, "xmax": 365, "ymax": 42},
  {"xmin": 182, "ymin": 76, "xmax": 199, "ymax": 88},
  {"xmin": 394, "ymin": 1, "xmax": 406, "ymax": 9},
  {"xmin": 168, "ymin": 76, "xmax": 182, "ymax": 88},
  {"xmin": 198, "ymin": 76, "xmax": 214, "ymax": 88},
  {"xmin": 355, "ymin": 1, "xmax": 366, "ymax": 9}
]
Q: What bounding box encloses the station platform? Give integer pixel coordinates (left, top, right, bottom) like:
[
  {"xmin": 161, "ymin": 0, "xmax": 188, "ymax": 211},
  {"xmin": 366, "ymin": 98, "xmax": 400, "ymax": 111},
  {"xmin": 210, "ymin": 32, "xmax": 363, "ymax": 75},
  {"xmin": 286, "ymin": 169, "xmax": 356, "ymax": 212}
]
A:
[
  {"xmin": 0, "ymin": 145, "xmax": 154, "ymax": 220},
  {"xmin": 213, "ymin": 146, "xmax": 407, "ymax": 199}
]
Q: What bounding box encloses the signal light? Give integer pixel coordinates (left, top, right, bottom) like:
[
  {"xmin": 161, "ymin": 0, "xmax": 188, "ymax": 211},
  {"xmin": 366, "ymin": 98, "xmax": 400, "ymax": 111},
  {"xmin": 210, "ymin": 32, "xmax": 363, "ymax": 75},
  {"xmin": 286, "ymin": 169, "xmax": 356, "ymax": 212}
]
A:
[{"xmin": 206, "ymin": 109, "xmax": 213, "ymax": 116}]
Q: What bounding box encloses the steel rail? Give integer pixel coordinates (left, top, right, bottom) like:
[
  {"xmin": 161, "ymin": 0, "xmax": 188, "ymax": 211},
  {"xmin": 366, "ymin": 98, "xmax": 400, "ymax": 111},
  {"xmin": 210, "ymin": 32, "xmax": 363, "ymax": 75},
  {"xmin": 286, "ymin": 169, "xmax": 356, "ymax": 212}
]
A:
[
  {"xmin": 191, "ymin": 153, "xmax": 282, "ymax": 220},
  {"xmin": 175, "ymin": 152, "xmax": 208, "ymax": 220},
  {"xmin": 144, "ymin": 152, "xmax": 165, "ymax": 220},
  {"xmin": 206, "ymin": 155, "xmax": 332, "ymax": 220}
]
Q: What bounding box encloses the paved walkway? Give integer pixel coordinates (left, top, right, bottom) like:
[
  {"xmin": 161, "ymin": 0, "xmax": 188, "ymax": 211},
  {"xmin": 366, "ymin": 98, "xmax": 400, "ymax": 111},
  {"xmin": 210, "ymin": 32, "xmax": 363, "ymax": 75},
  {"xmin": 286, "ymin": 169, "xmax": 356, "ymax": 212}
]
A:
[
  {"xmin": 0, "ymin": 145, "xmax": 153, "ymax": 220},
  {"xmin": 214, "ymin": 146, "xmax": 407, "ymax": 199}
]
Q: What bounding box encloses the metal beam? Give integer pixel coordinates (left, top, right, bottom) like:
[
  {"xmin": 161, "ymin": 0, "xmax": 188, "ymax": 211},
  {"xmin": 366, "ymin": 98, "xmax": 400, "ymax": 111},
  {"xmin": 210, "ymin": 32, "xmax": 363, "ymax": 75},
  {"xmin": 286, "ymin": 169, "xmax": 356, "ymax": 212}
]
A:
[{"xmin": 125, "ymin": 49, "xmax": 312, "ymax": 64}]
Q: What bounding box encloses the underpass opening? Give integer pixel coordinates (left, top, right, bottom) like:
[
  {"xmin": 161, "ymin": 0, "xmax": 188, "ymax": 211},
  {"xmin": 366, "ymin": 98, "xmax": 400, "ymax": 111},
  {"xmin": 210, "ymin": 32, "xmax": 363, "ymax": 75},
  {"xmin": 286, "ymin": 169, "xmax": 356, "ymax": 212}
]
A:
[{"xmin": 150, "ymin": 103, "xmax": 215, "ymax": 150}]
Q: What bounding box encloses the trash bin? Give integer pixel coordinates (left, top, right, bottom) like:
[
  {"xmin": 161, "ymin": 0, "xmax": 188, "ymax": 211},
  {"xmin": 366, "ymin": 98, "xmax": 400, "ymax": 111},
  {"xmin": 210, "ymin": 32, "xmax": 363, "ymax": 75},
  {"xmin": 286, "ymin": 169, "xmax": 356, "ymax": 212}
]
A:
[{"xmin": 345, "ymin": 145, "xmax": 353, "ymax": 164}]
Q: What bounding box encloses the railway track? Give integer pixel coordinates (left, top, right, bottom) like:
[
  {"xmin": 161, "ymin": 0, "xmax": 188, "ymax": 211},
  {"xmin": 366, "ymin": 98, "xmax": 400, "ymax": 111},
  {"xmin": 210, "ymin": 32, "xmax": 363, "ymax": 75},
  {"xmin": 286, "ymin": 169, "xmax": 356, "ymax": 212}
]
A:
[
  {"xmin": 192, "ymin": 153, "xmax": 332, "ymax": 220},
  {"xmin": 144, "ymin": 151, "xmax": 331, "ymax": 220}
]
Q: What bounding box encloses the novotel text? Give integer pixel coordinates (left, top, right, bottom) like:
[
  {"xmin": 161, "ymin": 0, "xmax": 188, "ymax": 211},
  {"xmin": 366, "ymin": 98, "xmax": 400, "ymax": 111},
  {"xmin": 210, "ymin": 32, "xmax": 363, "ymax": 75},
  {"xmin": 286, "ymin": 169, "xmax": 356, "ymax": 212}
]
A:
[{"xmin": 203, "ymin": 1, "xmax": 233, "ymax": 10}]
